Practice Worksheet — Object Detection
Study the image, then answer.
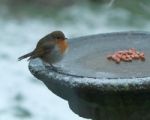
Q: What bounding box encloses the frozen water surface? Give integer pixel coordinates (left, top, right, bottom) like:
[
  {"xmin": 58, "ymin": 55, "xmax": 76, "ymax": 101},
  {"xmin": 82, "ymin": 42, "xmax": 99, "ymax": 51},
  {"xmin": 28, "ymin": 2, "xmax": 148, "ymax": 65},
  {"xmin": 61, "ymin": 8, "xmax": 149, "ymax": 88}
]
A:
[{"xmin": 60, "ymin": 32, "xmax": 150, "ymax": 78}]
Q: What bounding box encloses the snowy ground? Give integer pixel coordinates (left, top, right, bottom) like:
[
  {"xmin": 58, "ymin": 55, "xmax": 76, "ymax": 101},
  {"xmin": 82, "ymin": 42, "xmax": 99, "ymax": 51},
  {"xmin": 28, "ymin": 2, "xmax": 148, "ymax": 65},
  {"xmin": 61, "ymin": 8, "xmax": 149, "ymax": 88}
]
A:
[{"xmin": 0, "ymin": 5, "xmax": 150, "ymax": 120}]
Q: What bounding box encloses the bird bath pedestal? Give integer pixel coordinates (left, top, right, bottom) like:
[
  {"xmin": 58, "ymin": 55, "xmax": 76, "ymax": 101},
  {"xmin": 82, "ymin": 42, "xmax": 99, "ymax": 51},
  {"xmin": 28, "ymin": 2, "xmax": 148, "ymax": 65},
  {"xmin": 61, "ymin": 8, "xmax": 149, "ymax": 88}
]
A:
[{"xmin": 29, "ymin": 32, "xmax": 150, "ymax": 120}]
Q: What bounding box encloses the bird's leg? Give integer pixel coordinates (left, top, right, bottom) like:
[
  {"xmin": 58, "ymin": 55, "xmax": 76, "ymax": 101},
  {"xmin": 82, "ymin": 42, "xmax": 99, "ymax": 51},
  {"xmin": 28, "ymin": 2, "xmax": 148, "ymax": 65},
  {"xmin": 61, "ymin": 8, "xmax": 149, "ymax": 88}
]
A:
[
  {"xmin": 43, "ymin": 62, "xmax": 54, "ymax": 70},
  {"xmin": 44, "ymin": 63, "xmax": 55, "ymax": 70},
  {"xmin": 44, "ymin": 61, "xmax": 63, "ymax": 72},
  {"xmin": 50, "ymin": 64, "xmax": 57, "ymax": 70},
  {"xmin": 50, "ymin": 64, "xmax": 64, "ymax": 73}
]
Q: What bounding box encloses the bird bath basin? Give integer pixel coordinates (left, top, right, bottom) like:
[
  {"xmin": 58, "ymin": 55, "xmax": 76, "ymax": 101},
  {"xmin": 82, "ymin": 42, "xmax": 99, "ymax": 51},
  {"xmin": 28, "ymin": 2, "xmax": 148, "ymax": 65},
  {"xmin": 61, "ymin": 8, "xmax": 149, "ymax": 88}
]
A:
[{"xmin": 29, "ymin": 31, "xmax": 150, "ymax": 120}]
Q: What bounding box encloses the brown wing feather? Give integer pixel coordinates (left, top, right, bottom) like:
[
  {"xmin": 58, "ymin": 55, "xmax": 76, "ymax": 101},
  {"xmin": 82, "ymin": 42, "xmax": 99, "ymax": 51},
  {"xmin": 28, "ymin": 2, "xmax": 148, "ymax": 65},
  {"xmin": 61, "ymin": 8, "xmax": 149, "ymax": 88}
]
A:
[{"xmin": 29, "ymin": 41, "xmax": 55, "ymax": 60}]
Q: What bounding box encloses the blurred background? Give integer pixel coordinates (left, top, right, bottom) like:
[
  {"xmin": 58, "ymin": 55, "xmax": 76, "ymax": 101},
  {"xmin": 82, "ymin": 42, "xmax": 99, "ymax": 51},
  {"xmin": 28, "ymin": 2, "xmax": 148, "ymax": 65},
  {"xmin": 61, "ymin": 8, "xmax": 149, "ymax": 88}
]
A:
[{"xmin": 0, "ymin": 0, "xmax": 150, "ymax": 120}]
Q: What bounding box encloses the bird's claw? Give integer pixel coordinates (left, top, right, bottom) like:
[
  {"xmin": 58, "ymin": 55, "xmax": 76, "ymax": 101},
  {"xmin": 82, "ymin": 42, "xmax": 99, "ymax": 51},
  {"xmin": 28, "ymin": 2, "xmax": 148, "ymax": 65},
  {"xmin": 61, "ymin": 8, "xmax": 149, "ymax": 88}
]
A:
[{"xmin": 45, "ymin": 65, "xmax": 64, "ymax": 73}]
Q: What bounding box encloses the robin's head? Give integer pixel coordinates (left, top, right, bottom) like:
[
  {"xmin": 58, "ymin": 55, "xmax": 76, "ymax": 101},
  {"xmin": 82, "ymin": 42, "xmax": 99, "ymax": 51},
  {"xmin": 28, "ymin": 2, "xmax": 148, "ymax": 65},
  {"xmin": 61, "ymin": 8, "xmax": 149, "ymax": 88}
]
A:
[{"xmin": 50, "ymin": 31, "xmax": 67, "ymax": 41}]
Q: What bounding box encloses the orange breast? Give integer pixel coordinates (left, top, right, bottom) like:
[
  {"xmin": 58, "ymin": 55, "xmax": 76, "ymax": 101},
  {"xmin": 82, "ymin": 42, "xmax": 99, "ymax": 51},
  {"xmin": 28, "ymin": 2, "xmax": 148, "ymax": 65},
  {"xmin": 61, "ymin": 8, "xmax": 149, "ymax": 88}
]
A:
[{"xmin": 57, "ymin": 40, "xmax": 68, "ymax": 54}]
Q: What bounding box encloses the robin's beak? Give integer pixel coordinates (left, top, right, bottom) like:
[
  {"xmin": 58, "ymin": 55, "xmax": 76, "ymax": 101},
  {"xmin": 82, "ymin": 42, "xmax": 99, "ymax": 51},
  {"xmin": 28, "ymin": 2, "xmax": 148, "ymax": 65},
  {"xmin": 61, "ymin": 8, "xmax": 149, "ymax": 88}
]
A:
[{"xmin": 65, "ymin": 38, "xmax": 68, "ymax": 40}]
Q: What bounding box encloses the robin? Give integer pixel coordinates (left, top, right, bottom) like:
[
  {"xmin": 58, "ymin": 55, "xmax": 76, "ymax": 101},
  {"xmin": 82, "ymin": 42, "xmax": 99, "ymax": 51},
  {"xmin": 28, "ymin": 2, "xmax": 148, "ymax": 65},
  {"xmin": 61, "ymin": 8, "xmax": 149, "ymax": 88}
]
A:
[{"xmin": 18, "ymin": 31, "xmax": 68, "ymax": 69}]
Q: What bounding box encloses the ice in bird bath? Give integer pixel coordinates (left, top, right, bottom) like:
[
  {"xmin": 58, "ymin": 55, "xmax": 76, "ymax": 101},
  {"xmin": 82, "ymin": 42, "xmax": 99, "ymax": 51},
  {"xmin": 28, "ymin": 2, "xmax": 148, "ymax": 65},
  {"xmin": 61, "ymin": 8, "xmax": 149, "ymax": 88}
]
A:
[{"xmin": 56, "ymin": 32, "xmax": 150, "ymax": 79}]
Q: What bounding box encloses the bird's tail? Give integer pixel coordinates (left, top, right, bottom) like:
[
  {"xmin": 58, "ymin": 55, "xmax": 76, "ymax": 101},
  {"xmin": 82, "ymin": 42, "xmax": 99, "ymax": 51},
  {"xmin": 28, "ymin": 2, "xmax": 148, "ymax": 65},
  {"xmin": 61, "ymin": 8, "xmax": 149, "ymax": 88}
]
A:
[{"xmin": 18, "ymin": 52, "xmax": 33, "ymax": 61}]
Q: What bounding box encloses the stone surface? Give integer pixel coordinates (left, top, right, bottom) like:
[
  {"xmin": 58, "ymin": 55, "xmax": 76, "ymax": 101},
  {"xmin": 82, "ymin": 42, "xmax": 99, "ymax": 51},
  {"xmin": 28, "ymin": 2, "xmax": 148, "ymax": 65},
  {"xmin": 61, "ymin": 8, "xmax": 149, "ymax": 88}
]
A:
[{"xmin": 29, "ymin": 31, "xmax": 150, "ymax": 120}]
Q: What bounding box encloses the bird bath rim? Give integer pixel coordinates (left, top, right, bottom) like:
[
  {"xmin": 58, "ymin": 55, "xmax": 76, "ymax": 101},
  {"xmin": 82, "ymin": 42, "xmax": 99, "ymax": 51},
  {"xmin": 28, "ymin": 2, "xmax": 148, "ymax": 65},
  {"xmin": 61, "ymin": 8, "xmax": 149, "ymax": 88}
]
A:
[{"xmin": 29, "ymin": 58, "xmax": 150, "ymax": 92}]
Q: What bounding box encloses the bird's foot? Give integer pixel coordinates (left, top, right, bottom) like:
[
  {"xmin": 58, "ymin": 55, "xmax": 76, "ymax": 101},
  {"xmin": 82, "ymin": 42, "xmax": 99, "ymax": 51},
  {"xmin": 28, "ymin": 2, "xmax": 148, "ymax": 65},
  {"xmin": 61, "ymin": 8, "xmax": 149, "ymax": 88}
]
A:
[
  {"xmin": 45, "ymin": 64, "xmax": 64, "ymax": 73},
  {"xmin": 51, "ymin": 66, "xmax": 64, "ymax": 73}
]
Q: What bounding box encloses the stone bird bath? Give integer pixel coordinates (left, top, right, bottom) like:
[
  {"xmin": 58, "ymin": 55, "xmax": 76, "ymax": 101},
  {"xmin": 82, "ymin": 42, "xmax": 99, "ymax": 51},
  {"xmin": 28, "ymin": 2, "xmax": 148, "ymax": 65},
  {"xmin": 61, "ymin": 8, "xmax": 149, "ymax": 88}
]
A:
[{"xmin": 29, "ymin": 31, "xmax": 150, "ymax": 120}]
